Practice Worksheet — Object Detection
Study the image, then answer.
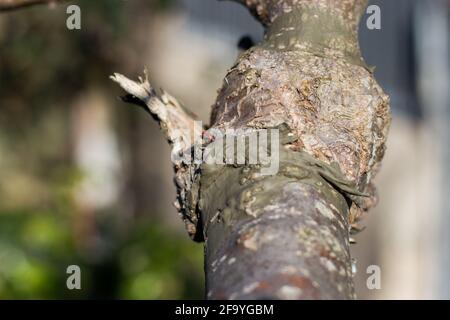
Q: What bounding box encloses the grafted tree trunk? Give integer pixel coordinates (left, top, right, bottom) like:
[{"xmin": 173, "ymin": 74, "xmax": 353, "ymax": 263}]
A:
[
  {"xmin": 0, "ymin": 0, "xmax": 65, "ymax": 11},
  {"xmin": 112, "ymin": 0, "xmax": 390, "ymax": 300}
]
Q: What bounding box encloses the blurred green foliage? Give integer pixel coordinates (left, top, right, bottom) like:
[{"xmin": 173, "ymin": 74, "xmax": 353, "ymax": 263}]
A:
[
  {"xmin": 0, "ymin": 0, "xmax": 204, "ymax": 300},
  {"xmin": 0, "ymin": 209, "xmax": 204, "ymax": 299},
  {"xmin": 0, "ymin": 163, "xmax": 203, "ymax": 299}
]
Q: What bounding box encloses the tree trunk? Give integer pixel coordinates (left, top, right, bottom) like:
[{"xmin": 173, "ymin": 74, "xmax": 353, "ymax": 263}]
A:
[{"xmin": 112, "ymin": 0, "xmax": 391, "ymax": 299}]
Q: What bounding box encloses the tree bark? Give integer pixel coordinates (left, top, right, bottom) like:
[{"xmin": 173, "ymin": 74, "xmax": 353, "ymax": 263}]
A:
[{"xmin": 113, "ymin": 0, "xmax": 390, "ymax": 299}]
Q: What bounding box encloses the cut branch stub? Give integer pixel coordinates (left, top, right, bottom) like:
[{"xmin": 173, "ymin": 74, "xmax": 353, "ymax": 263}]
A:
[
  {"xmin": 110, "ymin": 71, "xmax": 199, "ymax": 164},
  {"xmin": 111, "ymin": 71, "xmax": 203, "ymax": 240}
]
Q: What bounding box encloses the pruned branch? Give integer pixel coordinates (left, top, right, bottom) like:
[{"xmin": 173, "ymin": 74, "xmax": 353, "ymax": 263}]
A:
[{"xmin": 110, "ymin": 71, "xmax": 198, "ymax": 164}]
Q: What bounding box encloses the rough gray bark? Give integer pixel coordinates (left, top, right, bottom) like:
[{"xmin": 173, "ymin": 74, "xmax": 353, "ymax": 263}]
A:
[{"xmin": 113, "ymin": 0, "xmax": 390, "ymax": 299}]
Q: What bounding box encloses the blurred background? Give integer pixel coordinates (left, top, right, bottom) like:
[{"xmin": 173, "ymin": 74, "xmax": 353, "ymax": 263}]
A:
[{"xmin": 0, "ymin": 0, "xmax": 449, "ymax": 299}]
